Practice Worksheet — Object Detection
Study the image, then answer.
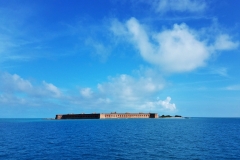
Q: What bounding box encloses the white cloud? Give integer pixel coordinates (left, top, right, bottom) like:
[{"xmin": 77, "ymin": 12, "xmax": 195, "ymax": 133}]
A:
[
  {"xmin": 140, "ymin": 96, "xmax": 176, "ymax": 111},
  {"xmin": 97, "ymin": 98, "xmax": 111, "ymax": 104},
  {"xmin": 43, "ymin": 81, "xmax": 61, "ymax": 98},
  {"xmin": 157, "ymin": 96, "xmax": 176, "ymax": 110},
  {"xmin": 0, "ymin": 72, "xmax": 32, "ymax": 92},
  {"xmin": 85, "ymin": 38, "xmax": 111, "ymax": 62},
  {"xmin": 0, "ymin": 72, "xmax": 62, "ymax": 106},
  {"xmin": 210, "ymin": 67, "xmax": 228, "ymax": 77},
  {"xmin": 80, "ymin": 88, "xmax": 93, "ymax": 98},
  {"xmin": 225, "ymin": 85, "xmax": 240, "ymax": 91},
  {"xmin": 66, "ymin": 68, "xmax": 175, "ymax": 112},
  {"xmin": 98, "ymin": 72, "xmax": 164, "ymax": 102},
  {"xmin": 111, "ymin": 17, "xmax": 239, "ymax": 73},
  {"xmin": 213, "ymin": 34, "xmax": 239, "ymax": 50},
  {"xmin": 92, "ymin": 68, "xmax": 176, "ymax": 111},
  {"xmin": 0, "ymin": 95, "xmax": 32, "ymax": 108},
  {"xmin": 154, "ymin": 0, "xmax": 206, "ymax": 13},
  {"xmin": 110, "ymin": 19, "xmax": 129, "ymax": 36},
  {"xmin": 0, "ymin": 7, "xmax": 35, "ymax": 65}
]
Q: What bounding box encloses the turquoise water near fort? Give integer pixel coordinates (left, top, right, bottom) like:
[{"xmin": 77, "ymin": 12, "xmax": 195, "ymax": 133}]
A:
[{"xmin": 1, "ymin": 118, "xmax": 240, "ymax": 159}]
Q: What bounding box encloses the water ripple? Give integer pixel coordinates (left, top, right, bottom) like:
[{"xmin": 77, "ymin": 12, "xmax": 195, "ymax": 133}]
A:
[{"xmin": 0, "ymin": 118, "xmax": 240, "ymax": 159}]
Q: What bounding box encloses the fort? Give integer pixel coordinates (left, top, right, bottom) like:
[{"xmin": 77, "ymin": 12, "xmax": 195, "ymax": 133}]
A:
[{"xmin": 55, "ymin": 112, "xmax": 158, "ymax": 119}]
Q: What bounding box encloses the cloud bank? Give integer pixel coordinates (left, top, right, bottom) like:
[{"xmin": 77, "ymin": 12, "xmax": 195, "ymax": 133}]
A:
[
  {"xmin": 0, "ymin": 72, "xmax": 62, "ymax": 106},
  {"xmin": 77, "ymin": 68, "xmax": 175, "ymax": 112},
  {"xmin": 0, "ymin": 71, "xmax": 176, "ymax": 112}
]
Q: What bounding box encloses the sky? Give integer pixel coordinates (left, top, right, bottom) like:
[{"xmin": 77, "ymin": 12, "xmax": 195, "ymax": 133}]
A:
[{"xmin": 0, "ymin": 0, "xmax": 240, "ymax": 118}]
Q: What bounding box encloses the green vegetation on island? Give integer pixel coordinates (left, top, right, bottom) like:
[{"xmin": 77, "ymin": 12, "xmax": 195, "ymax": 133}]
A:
[{"xmin": 159, "ymin": 115, "xmax": 182, "ymax": 118}]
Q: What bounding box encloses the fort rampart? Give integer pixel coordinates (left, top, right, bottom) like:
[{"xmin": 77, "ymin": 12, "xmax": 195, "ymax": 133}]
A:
[{"xmin": 55, "ymin": 112, "xmax": 158, "ymax": 119}]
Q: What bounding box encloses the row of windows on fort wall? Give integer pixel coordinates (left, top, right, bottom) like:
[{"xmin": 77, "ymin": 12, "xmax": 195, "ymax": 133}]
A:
[{"xmin": 104, "ymin": 114, "xmax": 149, "ymax": 118}]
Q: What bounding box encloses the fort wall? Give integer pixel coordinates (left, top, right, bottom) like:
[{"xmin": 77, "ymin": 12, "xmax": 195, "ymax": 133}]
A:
[{"xmin": 55, "ymin": 112, "xmax": 158, "ymax": 119}]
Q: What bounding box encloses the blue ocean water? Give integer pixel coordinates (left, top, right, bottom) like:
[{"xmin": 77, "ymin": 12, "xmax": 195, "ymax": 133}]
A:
[{"xmin": 1, "ymin": 118, "xmax": 240, "ymax": 159}]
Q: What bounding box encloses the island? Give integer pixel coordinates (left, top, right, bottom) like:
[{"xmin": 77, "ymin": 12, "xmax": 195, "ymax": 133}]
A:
[
  {"xmin": 55, "ymin": 112, "xmax": 159, "ymax": 119},
  {"xmin": 159, "ymin": 115, "xmax": 183, "ymax": 118}
]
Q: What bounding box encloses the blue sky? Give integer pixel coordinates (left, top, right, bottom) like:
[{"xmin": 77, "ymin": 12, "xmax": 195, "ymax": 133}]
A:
[{"xmin": 0, "ymin": 0, "xmax": 240, "ymax": 118}]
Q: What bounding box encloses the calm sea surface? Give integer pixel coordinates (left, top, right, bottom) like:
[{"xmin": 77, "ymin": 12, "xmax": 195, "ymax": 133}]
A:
[{"xmin": 1, "ymin": 118, "xmax": 240, "ymax": 159}]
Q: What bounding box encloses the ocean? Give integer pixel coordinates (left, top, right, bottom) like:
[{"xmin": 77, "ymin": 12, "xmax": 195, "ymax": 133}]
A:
[{"xmin": 1, "ymin": 118, "xmax": 240, "ymax": 159}]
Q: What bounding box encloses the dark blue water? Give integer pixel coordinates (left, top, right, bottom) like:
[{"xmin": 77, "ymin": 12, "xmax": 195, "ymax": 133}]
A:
[{"xmin": 1, "ymin": 118, "xmax": 240, "ymax": 159}]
